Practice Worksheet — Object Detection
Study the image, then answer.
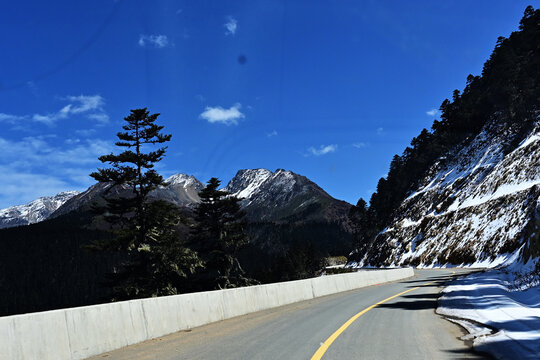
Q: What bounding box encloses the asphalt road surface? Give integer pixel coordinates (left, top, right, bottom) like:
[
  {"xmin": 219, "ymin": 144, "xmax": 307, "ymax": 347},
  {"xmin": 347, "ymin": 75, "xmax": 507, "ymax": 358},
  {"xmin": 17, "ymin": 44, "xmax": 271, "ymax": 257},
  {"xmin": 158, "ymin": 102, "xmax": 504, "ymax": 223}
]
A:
[{"xmin": 89, "ymin": 269, "xmax": 491, "ymax": 360}]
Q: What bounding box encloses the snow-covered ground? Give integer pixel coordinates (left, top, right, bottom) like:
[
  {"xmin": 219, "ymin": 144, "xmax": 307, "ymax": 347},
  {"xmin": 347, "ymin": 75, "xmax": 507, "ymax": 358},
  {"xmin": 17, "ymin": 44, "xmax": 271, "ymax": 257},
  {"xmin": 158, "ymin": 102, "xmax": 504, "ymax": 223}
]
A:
[{"xmin": 437, "ymin": 263, "xmax": 540, "ymax": 359}]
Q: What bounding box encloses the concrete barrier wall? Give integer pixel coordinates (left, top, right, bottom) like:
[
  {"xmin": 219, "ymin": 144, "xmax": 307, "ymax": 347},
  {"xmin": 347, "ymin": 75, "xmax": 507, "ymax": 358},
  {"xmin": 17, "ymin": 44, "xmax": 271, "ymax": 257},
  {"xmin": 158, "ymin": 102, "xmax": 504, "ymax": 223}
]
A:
[{"xmin": 0, "ymin": 268, "xmax": 413, "ymax": 360}]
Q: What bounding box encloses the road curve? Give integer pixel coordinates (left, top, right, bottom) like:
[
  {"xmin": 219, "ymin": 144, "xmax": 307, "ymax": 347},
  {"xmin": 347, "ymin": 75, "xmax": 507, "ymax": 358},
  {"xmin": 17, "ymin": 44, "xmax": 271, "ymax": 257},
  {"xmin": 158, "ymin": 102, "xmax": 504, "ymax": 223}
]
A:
[{"xmin": 88, "ymin": 269, "xmax": 490, "ymax": 360}]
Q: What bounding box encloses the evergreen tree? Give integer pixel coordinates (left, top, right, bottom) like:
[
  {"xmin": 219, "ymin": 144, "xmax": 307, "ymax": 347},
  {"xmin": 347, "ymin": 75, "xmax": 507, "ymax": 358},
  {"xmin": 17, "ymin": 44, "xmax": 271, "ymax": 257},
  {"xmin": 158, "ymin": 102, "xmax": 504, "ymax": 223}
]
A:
[
  {"xmin": 91, "ymin": 108, "xmax": 171, "ymax": 246},
  {"xmin": 190, "ymin": 178, "xmax": 254, "ymax": 290},
  {"xmin": 90, "ymin": 108, "xmax": 200, "ymax": 299}
]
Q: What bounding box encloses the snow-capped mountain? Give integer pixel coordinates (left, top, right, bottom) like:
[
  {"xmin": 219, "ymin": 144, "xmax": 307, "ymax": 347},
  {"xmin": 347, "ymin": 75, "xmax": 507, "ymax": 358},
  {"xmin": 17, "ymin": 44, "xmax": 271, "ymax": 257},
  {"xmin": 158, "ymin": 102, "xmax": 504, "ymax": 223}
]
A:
[
  {"xmin": 0, "ymin": 191, "xmax": 79, "ymax": 229},
  {"xmin": 224, "ymin": 169, "xmax": 273, "ymax": 201},
  {"xmin": 164, "ymin": 173, "xmax": 203, "ymax": 189},
  {"xmin": 151, "ymin": 174, "xmax": 204, "ymax": 205},
  {"xmin": 6, "ymin": 169, "xmax": 351, "ymax": 230},
  {"xmin": 51, "ymin": 174, "xmax": 204, "ymax": 218},
  {"xmin": 224, "ymin": 168, "xmax": 351, "ymax": 223},
  {"xmin": 358, "ymin": 115, "xmax": 540, "ymax": 267}
]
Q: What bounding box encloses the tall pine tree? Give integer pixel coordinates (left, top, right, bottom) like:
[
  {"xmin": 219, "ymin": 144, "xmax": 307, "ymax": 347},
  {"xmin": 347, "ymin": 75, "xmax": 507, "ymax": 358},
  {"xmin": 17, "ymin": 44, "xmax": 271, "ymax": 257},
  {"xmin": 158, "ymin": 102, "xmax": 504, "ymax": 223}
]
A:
[
  {"xmin": 90, "ymin": 108, "xmax": 200, "ymax": 299},
  {"xmin": 190, "ymin": 178, "xmax": 255, "ymax": 290}
]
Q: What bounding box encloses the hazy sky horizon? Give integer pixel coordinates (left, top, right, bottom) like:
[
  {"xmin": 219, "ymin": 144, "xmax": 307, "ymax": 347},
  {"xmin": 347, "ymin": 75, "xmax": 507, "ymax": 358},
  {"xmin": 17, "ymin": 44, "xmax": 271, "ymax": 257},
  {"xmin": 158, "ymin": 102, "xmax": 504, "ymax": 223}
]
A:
[{"xmin": 0, "ymin": 1, "xmax": 535, "ymax": 208}]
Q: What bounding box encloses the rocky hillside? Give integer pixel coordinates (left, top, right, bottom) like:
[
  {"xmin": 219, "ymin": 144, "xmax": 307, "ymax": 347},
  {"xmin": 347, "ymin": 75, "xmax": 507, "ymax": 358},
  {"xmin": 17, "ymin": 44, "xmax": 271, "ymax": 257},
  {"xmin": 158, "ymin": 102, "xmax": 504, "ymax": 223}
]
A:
[
  {"xmin": 0, "ymin": 191, "xmax": 79, "ymax": 229},
  {"xmin": 357, "ymin": 116, "xmax": 540, "ymax": 267}
]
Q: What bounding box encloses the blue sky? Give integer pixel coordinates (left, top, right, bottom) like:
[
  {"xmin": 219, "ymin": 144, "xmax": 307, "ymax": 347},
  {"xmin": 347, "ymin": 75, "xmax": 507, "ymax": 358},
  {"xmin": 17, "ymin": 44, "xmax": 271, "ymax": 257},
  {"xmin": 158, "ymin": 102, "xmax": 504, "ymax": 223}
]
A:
[{"xmin": 0, "ymin": 1, "xmax": 535, "ymax": 208}]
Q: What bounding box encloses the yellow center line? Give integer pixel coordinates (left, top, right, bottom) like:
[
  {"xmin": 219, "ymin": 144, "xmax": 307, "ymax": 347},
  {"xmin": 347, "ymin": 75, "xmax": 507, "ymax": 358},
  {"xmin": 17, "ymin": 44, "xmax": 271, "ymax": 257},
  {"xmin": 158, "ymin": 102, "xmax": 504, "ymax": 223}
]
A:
[{"xmin": 311, "ymin": 280, "xmax": 437, "ymax": 360}]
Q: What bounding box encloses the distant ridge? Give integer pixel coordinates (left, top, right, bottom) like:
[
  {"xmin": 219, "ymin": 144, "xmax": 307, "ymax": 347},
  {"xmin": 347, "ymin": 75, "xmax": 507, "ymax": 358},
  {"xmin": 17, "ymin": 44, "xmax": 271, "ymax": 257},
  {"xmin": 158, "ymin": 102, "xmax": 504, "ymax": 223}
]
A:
[
  {"xmin": 0, "ymin": 191, "xmax": 79, "ymax": 229},
  {"xmin": 4, "ymin": 169, "xmax": 351, "ymax": 228}
]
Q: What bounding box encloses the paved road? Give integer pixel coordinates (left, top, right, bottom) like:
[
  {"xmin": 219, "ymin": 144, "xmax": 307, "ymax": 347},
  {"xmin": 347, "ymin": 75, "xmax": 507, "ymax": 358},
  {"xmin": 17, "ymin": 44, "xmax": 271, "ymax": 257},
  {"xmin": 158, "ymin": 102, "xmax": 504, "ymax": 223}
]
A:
[{"xmin": 89, "ymin": 269, "xmax": 491, "ymax": 360}]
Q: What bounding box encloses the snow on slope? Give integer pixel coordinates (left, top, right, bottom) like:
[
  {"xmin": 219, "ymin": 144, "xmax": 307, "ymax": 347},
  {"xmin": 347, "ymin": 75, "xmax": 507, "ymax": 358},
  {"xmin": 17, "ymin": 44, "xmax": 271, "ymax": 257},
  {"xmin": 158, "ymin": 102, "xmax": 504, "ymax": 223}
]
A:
[
  {"xmin": 224, "ymin": 168, "xmax": 351, "ymax": 222},
  {"xmin": 437, "ymin": 264, "xmax": 540, "ymax": 359},
  {"xmin": 152, "ymin": 173, "xmax": 205, "ymax": 206},
  {"xmin": 224, "ymin": 169, "xmax": 273, "ymax": 202},
  {"xmin": 224, "ymin": 168, "xmax": 300, "ymax": 209},
  {"xmin": 0, "ymin": 191, "xmax": 79, "ymax": 228},
  {"xmin": 164, "ymin": 174, "xmax": 203, "ymax": 190},
  {"xmin": 360, "ymin": 117, "xmax": 540, "ymax": 267}
]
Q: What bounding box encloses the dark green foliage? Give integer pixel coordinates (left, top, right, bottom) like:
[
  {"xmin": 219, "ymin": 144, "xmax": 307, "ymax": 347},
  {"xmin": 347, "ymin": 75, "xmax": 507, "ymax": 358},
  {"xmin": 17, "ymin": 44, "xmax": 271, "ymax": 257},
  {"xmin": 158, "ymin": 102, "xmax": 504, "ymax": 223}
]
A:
[
  {"xmin": 0, "ymin": 202, "xmax": 350, "ymax": 315},
  {"xmin": 190, "ymin": 178, "xmax": 255, "ymax": 290},
  {"xmin": 90, "ymin": 108, "xmax": 171, "ymax": 252},
  {"xmin": 240, "ymin": 221, "xmax": 351, "ymax": 283},
  {"xmin": 90, "ymin": 108, "xmax": 200, "ymax": 299},
  {"xmin": 348, "ymin": 198, "xmax": 378, "ymax": 250},
  {"xmin": 105, "ymin": 201, "xmax": 202, "ymax": 300},
  {"xmin": 0, "ymin": 212, "xmax": 121, "ymax": 316},
  {"xmin": 350, "ymin": 7, "xmax": 540, "ymax": 260}
]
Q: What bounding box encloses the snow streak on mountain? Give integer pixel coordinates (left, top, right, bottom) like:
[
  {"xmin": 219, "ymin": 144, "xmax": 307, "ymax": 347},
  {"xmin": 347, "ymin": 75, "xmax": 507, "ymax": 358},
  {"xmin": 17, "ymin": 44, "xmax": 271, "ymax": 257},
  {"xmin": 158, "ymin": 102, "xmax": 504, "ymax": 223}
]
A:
[
  {"xmin": 224, "ymin": 168, "xmax": 351, "ymax": 223},
  {"xmin": 0, "ymin": 191, "xmax": 79, "ymax": 229}
]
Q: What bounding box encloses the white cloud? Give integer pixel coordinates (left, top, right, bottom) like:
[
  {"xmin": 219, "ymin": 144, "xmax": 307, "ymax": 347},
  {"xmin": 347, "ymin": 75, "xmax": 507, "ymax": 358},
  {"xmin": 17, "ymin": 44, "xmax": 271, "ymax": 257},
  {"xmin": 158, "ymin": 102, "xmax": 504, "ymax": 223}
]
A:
[
  {"xmin": 376, "ymin": 127, "xmax": 385, "ymax": 135},
  {"xmin": 267, "ymin": 130, "xmax": 278, "ymax": 138},
  {"xmin": 65, "ymin": 138, "xmax": 81, "ymax": 145},
  {"xmin": 2, "ymin": 96, "xmax": 106, "ymax": 128},
  {"xmin": 138, "ymin": 34, "xmax": 169, "ymax": 48},
  {"xmin": 0, "ymin": 165, "xmax": 70, "ymax": 208},
  {"xmin": 30, "ymin": 94, "xmax": 107, "ymax": 126},
  {"xmin": 75, "ymin": 129, "xmax": 97, "ymax": 137},
  {"xmin": 224, "ymin": 17, "xmax": 237, "ymax": 35},
  {"xmin": 66, "ymin": 95, "xmax": 104, "ymax": 113},
  {"xmin": 53, "ymin": 140, "xmax": 113, "ymax": 165},
  {"xmin": 0, "ymin": 113, "xmax": 26, "ymax": 124},
  {"xmin": 0, "ymin": 95, "xmax": 110, "ymax": 207},
  {"xmin": 307, "ymin": 144, "xmax": 337, "ymax": 156},
  {"xmin": 426, "ymin": 108, "xmax": 440, "ymax": 117},
  {"xmin": 87, "ymin": 113, "xmax": 110, "ymax": 124},
  {"xmin": 32, "ymin": 113, "xmax": 57, "ymax": 125},
  {"xmin": 200, "ymin": 103, "xmax": 245, "ymax": 126},
  {"xmin": 0, "ymin": 136, "xmax": 114, "ymax": 208},
  {"xmin": 353, "ymin": 142, "xmax": 368, "ymax": 148},
  {"xmin": 0, "ymin": 136, "xmax": 112, "ymax": 167}
]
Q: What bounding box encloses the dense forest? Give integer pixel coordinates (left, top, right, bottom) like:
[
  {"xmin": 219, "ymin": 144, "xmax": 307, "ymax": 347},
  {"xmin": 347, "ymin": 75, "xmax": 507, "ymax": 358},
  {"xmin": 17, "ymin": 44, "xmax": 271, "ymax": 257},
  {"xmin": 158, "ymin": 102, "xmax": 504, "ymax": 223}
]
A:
[
  {"xmin": 349, "ymin": 6, "xmax": 540, "ymax": 258},
  {"xmin": 0, "ymin": 206, "xmax": 350, "ymax": 316},
  {"xmin": 0, "ymin": 212, "xmax": 121, "ymax": 315}
]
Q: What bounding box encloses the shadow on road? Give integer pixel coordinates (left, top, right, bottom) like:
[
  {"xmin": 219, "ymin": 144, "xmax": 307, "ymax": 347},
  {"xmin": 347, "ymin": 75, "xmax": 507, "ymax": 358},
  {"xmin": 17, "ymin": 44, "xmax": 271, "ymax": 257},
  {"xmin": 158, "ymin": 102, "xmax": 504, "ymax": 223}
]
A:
[
  {"xmin": 399, "ymin": 276, "xmax": 452, "ymax": 284},
  {"xmin": 443, "ymin": 347, "xmax": 494, "ymax": 359},
  {"xmin": 401, "ymin": 293, "xmax": 440, "ymax": 299},
  {"xmin": 378, "ymin": 299, "xmax": 436, "ymax": 311}
]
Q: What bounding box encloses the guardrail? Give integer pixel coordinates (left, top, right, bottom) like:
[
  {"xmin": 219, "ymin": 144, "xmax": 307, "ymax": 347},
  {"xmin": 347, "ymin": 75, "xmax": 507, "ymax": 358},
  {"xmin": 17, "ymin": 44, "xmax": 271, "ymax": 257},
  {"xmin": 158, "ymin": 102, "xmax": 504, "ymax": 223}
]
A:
[{"xmin": 0, "ymin": 268, "xmax": 414, "ymax": 360}]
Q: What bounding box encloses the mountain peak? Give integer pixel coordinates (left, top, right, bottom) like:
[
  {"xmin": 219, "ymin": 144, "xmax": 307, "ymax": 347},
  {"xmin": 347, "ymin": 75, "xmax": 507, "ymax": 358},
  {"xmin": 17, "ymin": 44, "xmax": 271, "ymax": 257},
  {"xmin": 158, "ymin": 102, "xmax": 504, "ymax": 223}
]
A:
[
  {"xmin": 164, "ymin": 173, "xmax": 203, "ymax": 189},
  {"xmin": 56, "ymin": 190, "xmax": 80, "ymax": 198},
  {"xmin": 4, "ymin": 169, "xmax": 350, "ymax": 228},
  {"xmin": 224, "ymin": 169, "xmax": 273, "ymax": 199},
  {"xmin": 0, "ymin": 191, "xmax": 80, "ymax": 229},
  {"xmin": 224, "ymin": 168, "xmax": 350, "ymax": 222}
]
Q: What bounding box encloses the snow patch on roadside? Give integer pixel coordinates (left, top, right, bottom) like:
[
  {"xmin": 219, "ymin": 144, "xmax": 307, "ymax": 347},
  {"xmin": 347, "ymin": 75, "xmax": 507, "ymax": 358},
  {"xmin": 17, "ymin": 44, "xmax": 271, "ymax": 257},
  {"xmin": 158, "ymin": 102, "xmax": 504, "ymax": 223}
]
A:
[{"xmin": 437, "ymin": 265, "xmax": 540, "ymax": 359}]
